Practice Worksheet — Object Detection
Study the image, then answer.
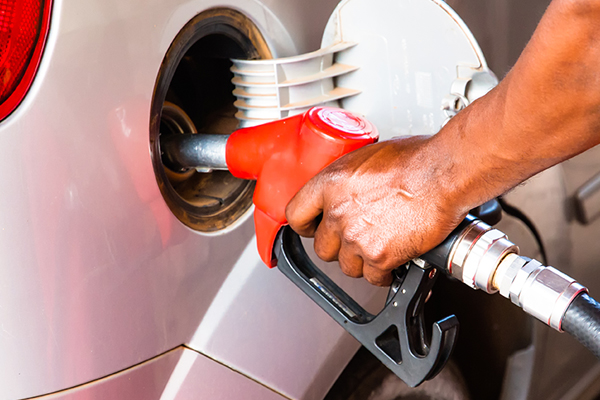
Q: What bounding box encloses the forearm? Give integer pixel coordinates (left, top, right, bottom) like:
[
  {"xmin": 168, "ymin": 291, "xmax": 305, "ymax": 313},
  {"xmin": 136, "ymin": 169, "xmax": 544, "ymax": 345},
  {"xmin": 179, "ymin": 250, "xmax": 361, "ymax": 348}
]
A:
[{"xmin": 431, "ymin": 0, "xmax": 600, "ymax": 212}]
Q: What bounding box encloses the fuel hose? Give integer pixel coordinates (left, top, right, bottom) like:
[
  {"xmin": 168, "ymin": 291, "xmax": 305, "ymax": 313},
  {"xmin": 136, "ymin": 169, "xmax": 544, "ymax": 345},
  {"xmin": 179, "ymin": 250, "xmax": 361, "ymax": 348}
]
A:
[
  {"xmin": 424, "ymin": 214, "xmax": 600, "ymax": 360},
  {"xmin": 562, "ymin": 293, "xmax": 600, "ymax": 359}
]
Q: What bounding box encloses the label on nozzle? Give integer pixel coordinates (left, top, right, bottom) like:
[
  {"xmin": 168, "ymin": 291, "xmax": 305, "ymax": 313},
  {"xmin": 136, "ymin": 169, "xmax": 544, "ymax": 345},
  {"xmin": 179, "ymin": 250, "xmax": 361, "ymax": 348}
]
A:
[
  {"xmin": 319, "ymin": 108, "xmax": 367, "ymax": 134},
  {"xmin": 309, "ymin": 107, "xmax": 377, "ymax": 141}
]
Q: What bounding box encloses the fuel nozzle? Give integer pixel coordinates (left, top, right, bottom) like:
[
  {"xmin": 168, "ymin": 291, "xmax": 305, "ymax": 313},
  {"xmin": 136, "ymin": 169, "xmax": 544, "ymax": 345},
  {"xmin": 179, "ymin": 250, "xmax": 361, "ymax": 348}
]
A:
[
  {"xmin": 160, "ymin": 107, "xmax": 591, "ymax": 340},
  {"xmin": 160, "ymin": 107, "xmax": 378, "ymax": 266},
  {"xmin": 423, "ymin": 215, "xmax": 588, "ymax": 332}
]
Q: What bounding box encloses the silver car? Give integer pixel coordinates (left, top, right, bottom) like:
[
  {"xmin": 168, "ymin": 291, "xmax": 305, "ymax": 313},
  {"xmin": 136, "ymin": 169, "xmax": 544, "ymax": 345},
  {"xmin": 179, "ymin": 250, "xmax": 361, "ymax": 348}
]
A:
[{"xmin": 0, "ymin": 0, "xmax": 598, "ymax": 398}]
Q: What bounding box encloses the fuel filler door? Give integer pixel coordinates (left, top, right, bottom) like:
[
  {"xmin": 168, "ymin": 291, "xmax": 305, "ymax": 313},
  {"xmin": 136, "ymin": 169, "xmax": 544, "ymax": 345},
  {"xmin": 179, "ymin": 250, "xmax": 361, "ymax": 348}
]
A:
[{"xmin": 231, "ymin": 0, "xmax": 498, "ymax": 141}]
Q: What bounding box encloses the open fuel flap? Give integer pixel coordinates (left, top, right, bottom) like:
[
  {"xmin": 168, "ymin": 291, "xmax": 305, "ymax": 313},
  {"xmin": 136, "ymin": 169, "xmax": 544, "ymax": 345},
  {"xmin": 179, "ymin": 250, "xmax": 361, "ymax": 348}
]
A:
[{"xmin": 231, "ymin": 0, "xmax": 498, "ymax": 141}]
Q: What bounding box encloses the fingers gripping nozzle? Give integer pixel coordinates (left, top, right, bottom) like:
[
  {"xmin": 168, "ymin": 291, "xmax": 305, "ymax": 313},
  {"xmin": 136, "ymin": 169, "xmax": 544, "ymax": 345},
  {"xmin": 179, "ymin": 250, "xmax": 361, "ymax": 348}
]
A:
[{"xmin": 227, "ymin": 107, "xmax": 377, "ymax": 266}]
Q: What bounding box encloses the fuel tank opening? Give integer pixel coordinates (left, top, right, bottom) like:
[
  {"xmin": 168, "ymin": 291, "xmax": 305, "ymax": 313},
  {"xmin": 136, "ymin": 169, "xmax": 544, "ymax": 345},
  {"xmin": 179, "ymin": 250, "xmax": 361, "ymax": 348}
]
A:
[{"xmin": 150, "ymin": 9, "xmax": 271, "ymax": 232}]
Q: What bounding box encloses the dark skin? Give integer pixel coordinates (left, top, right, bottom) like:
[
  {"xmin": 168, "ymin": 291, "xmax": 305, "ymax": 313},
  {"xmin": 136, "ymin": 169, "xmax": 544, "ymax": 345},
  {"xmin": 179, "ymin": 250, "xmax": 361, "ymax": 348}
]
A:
[{"xmin": 286, "ymin": 0, "xmax": 600, "ymax": 286}]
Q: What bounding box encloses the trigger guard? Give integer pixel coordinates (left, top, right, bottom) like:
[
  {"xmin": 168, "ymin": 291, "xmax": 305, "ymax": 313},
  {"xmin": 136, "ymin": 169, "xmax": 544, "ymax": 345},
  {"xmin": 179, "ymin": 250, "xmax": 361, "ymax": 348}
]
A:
[{"xmin": 275, "ymin": 226, "xmax": 459, "ymax": 387}]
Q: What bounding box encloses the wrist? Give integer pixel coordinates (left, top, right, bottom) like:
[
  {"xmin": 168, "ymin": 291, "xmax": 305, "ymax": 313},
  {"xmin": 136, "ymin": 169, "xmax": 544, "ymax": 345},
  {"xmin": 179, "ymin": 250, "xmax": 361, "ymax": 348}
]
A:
[{"xmin": 424, "ymin": 96, "xmax": 516, "ymax": 213}]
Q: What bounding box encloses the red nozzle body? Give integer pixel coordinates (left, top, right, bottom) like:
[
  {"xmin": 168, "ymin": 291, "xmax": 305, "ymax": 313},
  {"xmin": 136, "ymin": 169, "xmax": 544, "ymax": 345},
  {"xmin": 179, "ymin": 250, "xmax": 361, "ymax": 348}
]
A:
[{"xmin": 226, "ymin": 107, "xmax": 378, "ymax": 267}]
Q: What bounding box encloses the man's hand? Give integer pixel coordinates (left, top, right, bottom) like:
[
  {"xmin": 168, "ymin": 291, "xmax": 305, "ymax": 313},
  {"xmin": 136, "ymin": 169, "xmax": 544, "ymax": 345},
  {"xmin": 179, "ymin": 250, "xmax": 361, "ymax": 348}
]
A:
[
  {"xmin": 286, "ymin": 136, "xmax": 468, "ymax": 286},
  {"xmin": 288, "ymin": 0, "xmax": 600, "ymax": 286}
]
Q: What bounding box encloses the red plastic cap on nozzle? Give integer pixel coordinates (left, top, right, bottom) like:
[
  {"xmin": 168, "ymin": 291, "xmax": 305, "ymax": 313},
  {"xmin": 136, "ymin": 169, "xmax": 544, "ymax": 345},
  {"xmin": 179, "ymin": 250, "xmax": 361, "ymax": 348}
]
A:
[
  {"xmin": 308, "ymin": 107, "xmax": 376, "ymax": 140},
  {"xmin": 226, "ymin": 107, "xmax": 378, "ymax": 267}
]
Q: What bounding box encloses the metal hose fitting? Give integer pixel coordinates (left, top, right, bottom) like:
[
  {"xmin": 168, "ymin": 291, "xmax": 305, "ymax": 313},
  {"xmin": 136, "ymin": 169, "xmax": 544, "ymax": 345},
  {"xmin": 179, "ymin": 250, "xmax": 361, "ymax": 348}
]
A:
[
  {"xmin": 441, "ymin": 217, "xmax": 588, "ymax": 331},
  {"xmin": 493, "ymin": 254, "xmax": 587, "ymax": 330},
  {"xmin": 446, "ymin": 218, "xmax": 518, "ymax": 293},
  {"xmin": 161, "ymin": 133, "xmax": 229, "ymax": 173}
]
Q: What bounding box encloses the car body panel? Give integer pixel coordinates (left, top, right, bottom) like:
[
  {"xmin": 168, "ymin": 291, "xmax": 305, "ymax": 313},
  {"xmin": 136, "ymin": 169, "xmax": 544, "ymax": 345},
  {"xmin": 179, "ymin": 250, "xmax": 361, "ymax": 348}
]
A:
[
  {"xmin": 36, "ymin": 347, "xmax": 286, "ymax": 400},
  {"xmin": 2, "ymin": 0, "xmax": 600, "ymax": 399},
  {"xmin": 0, "ymin": 0, "xmax": 366, "ymax": 398}
]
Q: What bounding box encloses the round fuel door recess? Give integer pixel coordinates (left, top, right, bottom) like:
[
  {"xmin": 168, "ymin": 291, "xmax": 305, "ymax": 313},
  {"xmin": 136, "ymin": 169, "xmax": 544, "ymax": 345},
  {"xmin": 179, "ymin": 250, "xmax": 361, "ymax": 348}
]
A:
[{"xmin": 150, "ymin": 9, "xmax": 271, "ymax": 232}]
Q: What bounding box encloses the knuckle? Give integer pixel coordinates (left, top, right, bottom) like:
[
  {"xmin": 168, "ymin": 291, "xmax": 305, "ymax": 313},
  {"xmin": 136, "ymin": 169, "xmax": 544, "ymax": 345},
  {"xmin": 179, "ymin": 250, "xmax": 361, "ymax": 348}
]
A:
[
  {"xmin": 338, "ymin": 249, "xmax": 363, "ymax": 278},
  {"xmin": 340, "ymin": 264, "xmax": 363, "ymax": 278},
  {"xmin": 284, "ymin": 206, "xmax": 298, "ymax": 226},
  {"xmin": 364, "ymin": 273, "xmax": 386, "ymax": 287},
  {"xmin": 313, "ymin": 225, "xmax": 339, "ymax": 262},
  {"xmin": 290, "ymin": 223, "xmax": 315, "ymax": 238},
  {"xmin": 327, "ymin": 200, "xmax": 348, "ymax": 223},
  {"xmin": 314, "ymin": 241, "xmax": 337, "ymax": 262},
  {"xmin": 340, "ymin": 230, "xmax": 358, "ymax": 246},
  {"xmin": 364, "ymin": 265, "xmax": 392, "ymax": 287},
  {"xmin": 340, "ymin": 262, "xmax": 363, "ymax": 278},
  {"xmin": 362, "ymin": 247, "xmax": 387, "ymax": 267}
]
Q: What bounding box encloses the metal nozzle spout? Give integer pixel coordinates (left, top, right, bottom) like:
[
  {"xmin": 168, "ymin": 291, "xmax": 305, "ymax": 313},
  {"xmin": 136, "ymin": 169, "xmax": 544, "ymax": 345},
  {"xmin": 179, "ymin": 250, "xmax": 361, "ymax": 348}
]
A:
[{"xmin": 161, "ymin": 133, "xmax": 229, "ymax": 173}]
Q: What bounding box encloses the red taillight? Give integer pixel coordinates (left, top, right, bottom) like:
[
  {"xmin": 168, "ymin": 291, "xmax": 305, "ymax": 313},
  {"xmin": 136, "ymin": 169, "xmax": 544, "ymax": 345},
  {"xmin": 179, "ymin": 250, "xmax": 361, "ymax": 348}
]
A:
[{"xmin": 0, "ymin": 0, "xmax": 52, "ymax": 121}]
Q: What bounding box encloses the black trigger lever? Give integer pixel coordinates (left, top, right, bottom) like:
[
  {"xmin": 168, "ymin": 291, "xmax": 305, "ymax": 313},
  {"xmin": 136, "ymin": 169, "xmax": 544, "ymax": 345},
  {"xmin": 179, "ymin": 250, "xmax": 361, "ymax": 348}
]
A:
[{"xmin": 274, "ymin": 226, "xmax": 459, "ymax": 387}]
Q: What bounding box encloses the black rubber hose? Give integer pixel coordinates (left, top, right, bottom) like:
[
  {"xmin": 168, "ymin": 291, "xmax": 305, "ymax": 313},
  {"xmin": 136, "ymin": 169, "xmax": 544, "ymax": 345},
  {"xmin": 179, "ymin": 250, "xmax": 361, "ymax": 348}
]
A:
[{"xmin": 562, "ymin": 293, "xmax": 600, "ymax": 359}]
